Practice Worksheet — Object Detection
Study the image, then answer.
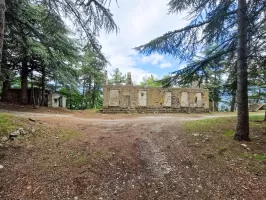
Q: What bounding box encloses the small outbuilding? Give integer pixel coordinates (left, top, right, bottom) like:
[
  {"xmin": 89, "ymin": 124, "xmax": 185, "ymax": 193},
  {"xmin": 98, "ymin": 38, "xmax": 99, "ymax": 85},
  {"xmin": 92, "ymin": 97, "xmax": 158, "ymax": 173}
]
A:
[{"xmin": 48, "ymin": 92, "xmax": 67, "ymax": 108}]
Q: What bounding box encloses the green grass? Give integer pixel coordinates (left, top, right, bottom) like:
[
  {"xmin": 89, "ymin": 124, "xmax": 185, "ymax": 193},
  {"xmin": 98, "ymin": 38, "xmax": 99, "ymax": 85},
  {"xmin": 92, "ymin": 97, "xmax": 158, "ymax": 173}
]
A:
[
  {"xmin": 184, "ymin": 114, "xmax": 266, "ymax": 135},
  {"xmin": 66, "ymin": 151, "xmax": 90, "ymax": 167},
  {"xmin": 243, "ymin": 153, "xmax": 266, "ymax": 162},
  {"xmin": 223, "ymin": 130, "xmax": 235, "ymax": 137},
  {"xmin": 58, "ymin": 129, "xmax": 80, "ymax": 141},
  {"xmin": 0, "ymin": 113, "xmax": 17, "ymax": 137}
]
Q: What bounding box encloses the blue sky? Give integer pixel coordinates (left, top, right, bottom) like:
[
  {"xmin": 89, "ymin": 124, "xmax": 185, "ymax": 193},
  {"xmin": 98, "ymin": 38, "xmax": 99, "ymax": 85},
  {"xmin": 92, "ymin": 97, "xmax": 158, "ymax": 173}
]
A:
[{"xmin": 99, "ymin": 0, "xmax": 188, "ymax": 84}]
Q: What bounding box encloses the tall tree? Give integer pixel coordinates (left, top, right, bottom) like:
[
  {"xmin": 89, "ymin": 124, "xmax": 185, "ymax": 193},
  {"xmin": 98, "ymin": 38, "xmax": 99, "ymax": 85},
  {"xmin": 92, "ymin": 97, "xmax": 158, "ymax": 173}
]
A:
[
  {"xmin": 140, "ymin": 75, "xmax": 162, "ymax": 87},
  {"xmin": 136, "ymin": 0, "xmax": 266, "ymax": 141},
  {"xmin": 79, "ymin": 49, "xmax": 106, "ymax": 109},
  {"xmin": 235, "ymin": 0, "xmax": 249, "ymax": 140},
  {"xmin": 109, "ymin": 68, "xmax": 126, "ymax": 85},
  {"xmin": 0, "ymin": 0, "xmax": 5, "ymax": 80},
  {"xmin": 2, "ymin": 1, "xmax": 79, "ymax": 104}
]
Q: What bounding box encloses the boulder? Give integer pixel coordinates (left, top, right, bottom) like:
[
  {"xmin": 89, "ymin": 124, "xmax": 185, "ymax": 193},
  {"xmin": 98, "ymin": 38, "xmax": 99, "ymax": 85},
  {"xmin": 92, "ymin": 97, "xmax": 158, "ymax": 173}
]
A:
[
  {"xmin": 1, "ymin": 136, "xmax": 8, "ymax": 142},
  {"xmin": 19, "ymin": 128, "xmax": 26, "ymax": 135},
  {"xmin": 10, "ymin": 130, "xmax": 20, "ymax": 137},
  {"xmin": 31, "ymin": 128, "xmax": 36, "ymax": 134}
]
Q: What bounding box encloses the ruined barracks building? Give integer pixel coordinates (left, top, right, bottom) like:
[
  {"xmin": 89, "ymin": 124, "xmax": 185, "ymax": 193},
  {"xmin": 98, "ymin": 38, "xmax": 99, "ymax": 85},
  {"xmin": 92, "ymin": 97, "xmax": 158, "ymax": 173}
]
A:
[{"xmin": 102, "ymin": 72, "xmax": 209, "ymax": 113}]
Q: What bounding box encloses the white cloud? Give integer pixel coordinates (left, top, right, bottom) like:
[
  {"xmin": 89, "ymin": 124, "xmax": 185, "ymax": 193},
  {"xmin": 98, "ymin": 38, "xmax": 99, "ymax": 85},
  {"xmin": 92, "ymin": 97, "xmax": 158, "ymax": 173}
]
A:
[
  {"xmin": 107, "ymin": 54, "xmax": 155, "ymax": 84},
  {"xmin": 141, "ymin": 54, "xmax": 164, "ymax": 65},
  {"xmin": 99, "ymin": 0, "xmax": 188, "ymax": 84},
  {"xmin": 160, "ymin": 62, "xmax": 172, "ymax": 69}
]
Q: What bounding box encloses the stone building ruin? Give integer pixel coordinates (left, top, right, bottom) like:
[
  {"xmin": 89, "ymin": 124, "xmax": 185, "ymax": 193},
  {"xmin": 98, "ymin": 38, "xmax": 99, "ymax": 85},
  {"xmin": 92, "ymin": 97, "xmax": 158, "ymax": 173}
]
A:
[{"xmin": 102, "ymin": 72, "xmax": 209, "ymax": 113}]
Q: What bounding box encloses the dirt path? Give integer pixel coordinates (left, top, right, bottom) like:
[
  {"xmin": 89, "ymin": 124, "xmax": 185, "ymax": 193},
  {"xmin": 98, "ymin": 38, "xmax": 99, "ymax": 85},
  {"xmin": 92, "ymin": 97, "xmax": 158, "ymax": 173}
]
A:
[{"xmin": 1, "ymin": 111, "xmax": 266, "ymax": 199}]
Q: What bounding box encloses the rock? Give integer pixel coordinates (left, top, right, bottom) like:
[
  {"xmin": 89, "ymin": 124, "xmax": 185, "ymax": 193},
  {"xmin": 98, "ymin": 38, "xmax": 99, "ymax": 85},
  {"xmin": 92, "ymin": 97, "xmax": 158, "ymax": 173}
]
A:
[
  {"xmin": 31, "ymin": 128, "xmax": 36, "ymax": 134},
  {"xmin": 192, "ymin": 133, "xmax": 200, "ymax": 137},
  {"xmin": 19, "ymin": 128, "xmax": 26, "ymax": 135},
  {"xmin": 241, "ymin": 144, "xmax": 247, "ymax": 148},
  {"xmin": 1, "ymin": 136, "xmax": 8, "ymax": 142},
  {"xmin": 29, "ymin": 118, "xmax": 36, "ymax": 122},
  {"xmin": 202, "ymin": 152, "xmax": 214, "ymax": 159},
  {"xmin": 26, "ymin": 185, "xmax": 32, "ymax": 190},
  {"xmin": 10, "ymin": 130, "xmax": 20, "ymax": 137},
  {"xmin": 74, "ymin": 197, "xmax": 79, "ymax": 200},
  {"xmin": 0, "ymin": 165, "xmax": 3, "ymax": 169}
]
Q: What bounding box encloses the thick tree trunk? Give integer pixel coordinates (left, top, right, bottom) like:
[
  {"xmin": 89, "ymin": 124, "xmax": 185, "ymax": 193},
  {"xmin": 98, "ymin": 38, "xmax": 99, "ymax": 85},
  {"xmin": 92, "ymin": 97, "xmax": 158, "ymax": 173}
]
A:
[
  {"xmin": 41, "ymin": 65, "xmax": 45, "ymax": 106},
  {"xmin": 1, "ymin": 77, "xmax": 9, "ymax": 101},
  {"xmin": 235, "ymin": 0, "xmax": 250, "ymax": 141},
  {"xmin": 0, "ymin": 0, "xmax": 5, "ymax": 81},
  {"xmin": 230, "ymin": 93, "xmax": 236, "ymax": 112},
  {"xmin": 21, "ymin": 59, "xmax": 28, "ymax": 105}
]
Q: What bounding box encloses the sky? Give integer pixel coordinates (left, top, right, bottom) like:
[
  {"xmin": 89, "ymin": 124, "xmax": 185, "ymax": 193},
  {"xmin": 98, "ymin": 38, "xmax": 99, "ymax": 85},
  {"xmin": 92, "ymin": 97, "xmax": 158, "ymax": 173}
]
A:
[{"xmin": 99, "ymin": 0, "xmax": 188, "ymax": 84}]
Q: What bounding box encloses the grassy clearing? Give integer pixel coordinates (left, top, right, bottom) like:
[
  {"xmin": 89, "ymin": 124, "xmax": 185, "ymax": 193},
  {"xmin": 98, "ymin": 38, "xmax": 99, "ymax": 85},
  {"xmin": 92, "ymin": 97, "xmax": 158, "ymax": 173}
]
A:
[
  {"xmin": 185, "ymin": 115, "xmax": 266, "ymax": 137},
  {"xmin": 184, "ymin": 114, "xmax": 266, "ymax": 171},
  {"xmin": 0, "ymin": 113, "xmax": 24, "ymax": 137}
]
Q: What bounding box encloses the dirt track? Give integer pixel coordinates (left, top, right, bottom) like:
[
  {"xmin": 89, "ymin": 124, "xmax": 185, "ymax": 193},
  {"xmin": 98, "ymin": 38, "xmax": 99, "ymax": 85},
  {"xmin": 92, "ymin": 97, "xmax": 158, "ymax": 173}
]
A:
[{"xmin": 1, "ymin": 111, "xmax": 266, "ymax": 200}]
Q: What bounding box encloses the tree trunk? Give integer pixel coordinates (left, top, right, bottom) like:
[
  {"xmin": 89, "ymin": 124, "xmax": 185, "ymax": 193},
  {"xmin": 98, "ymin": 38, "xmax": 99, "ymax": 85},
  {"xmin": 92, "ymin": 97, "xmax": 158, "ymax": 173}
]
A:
[
  {"xmin": 235, "ymin": 0, "xmax": 250, "ymax": 141},
  {"xmin": 41, "ymin": 65, "xmax": 45, "ymax": 106},
  {"xmin": 21, "ymin": 59, "xmax": 28, "ymax": 105},
  {"xmin": 230, "ymin": 93, "xmax": 236, "ymax": 112},
  {"xmin": 88, "ymin": 77, "xmax": 92, "ymax": 108},
  {"xmin": 82, "ymin": 79, "xmax": 85, "ymax": 110},
  {"xmin": 0, "ymin": 0, "xmax": 5, "ymax": 81},
  {"xmin": 1, "ymin": 76, "xmax": 9, "ymax": 101},
  {"xmin": 30, "ymin": 71, "xmax": 36, "ymax": 108},
  {"xmin": 92, "ymin": 85, "xmax": 96, "ymax": 109},
  {"xmin": 69, "ymin": 86, "xmax": 72, "ymax": 109}
]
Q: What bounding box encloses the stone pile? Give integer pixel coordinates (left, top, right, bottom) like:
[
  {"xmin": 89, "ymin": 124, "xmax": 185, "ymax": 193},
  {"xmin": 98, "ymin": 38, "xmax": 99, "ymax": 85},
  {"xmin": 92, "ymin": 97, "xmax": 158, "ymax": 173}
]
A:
[{"xmin": 1, "ymin": 127, "xmax": 35, "ymax": 143}]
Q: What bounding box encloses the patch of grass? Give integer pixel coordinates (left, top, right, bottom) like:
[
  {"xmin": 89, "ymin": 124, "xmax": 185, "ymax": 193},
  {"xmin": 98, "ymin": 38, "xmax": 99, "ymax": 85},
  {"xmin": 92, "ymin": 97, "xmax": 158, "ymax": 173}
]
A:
[
  {"xmin": 184, "ymin": 117, "xmax": 235, "ymax": 133},
  {"xmin": 0, "ymin": 113, "xmax": 17, "ymax": 137},
  {"xmin": 254, "ymin": 154, "xmax": 266, "ymax": 161},
  {"xmin": 223, "ymin": 130, "xmax": 235, "ymax": 137},
  {"xmin": 58, "ymin": 129, "xmax": 80, "ymax": 141},
  {"xmin": 250, "ymin": 115, "xmax": 264, "ymax": 121},
  {"xmin": 184, "ymin": 114, "xmax": 265, "ymax": 134},
  {"xmin": 67, "ymin": 151, "xmax": 90, "ymax": 167},
  {"xmin": 242, "ymin": 153, "xmax": 266, "ymax": 162}
]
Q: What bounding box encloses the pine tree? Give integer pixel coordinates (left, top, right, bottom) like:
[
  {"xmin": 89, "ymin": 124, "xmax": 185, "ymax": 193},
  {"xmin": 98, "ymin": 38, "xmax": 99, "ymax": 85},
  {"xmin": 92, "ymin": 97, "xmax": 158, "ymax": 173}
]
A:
[
  {"xmin": 136, "ymin": 0, "xmax": 266, "ymax": 141},
  {"xmin": 0, "ymin": 0, "xmax": 5, "ymax": 81},
  {"xmin": 109, "ymin": 68, "xmax": 126, "ymax": 85}
]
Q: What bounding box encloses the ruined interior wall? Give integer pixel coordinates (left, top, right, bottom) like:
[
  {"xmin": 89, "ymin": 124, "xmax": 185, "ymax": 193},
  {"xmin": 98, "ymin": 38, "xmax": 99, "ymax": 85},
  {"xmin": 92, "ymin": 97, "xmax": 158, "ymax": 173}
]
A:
[{"xmin": 103, "ymin": 85, "xmax": 209, "ymax": 113}]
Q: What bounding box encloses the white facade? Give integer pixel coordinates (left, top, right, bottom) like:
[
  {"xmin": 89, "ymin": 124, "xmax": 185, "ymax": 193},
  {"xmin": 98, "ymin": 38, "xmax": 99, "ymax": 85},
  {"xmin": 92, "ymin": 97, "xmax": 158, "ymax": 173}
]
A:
[{"xmin": 48, "ymin": 93, "xmax": 67, "ymax": 108}]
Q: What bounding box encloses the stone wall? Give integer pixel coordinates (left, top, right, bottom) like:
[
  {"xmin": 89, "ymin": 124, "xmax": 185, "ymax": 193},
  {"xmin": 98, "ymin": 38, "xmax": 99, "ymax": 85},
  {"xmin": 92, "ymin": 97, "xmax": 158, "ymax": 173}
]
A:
[{"xmin": 102, "ymin": 85, "xmax": 209, "ymax": 113}]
